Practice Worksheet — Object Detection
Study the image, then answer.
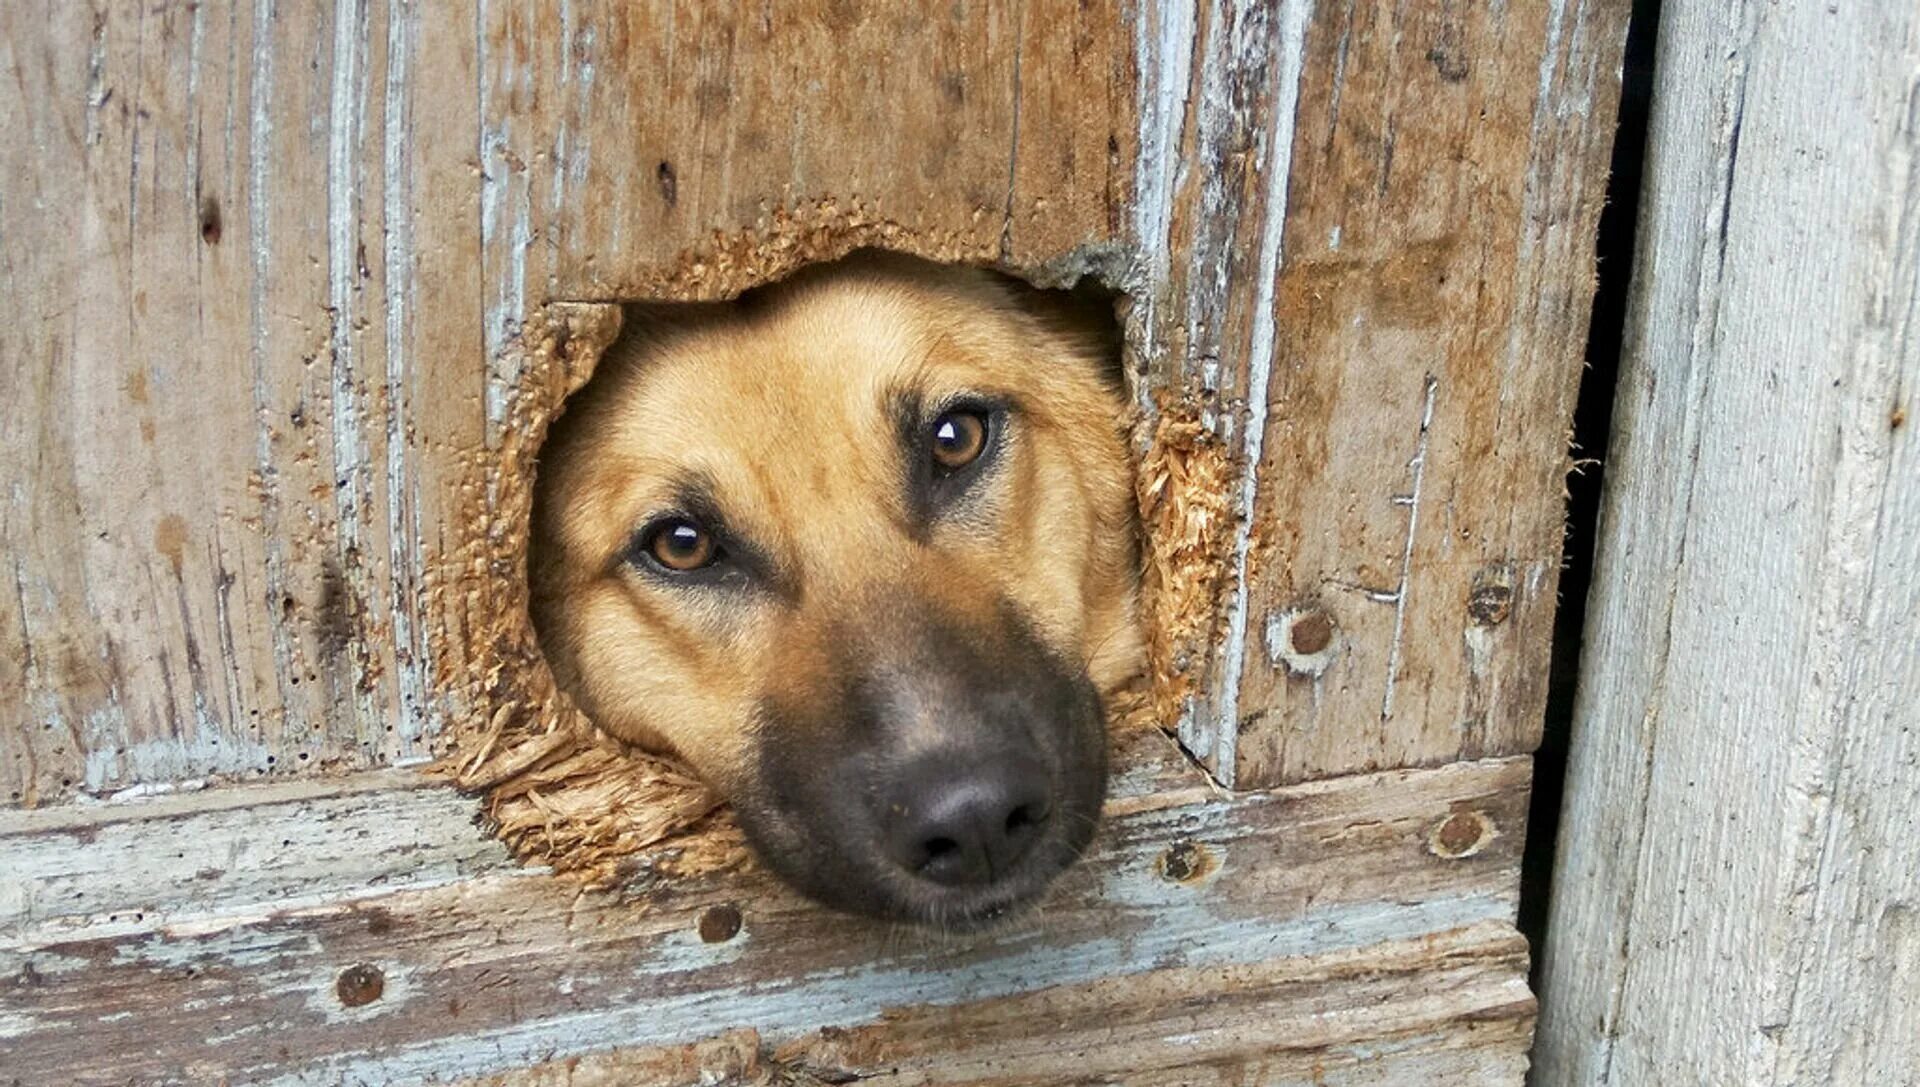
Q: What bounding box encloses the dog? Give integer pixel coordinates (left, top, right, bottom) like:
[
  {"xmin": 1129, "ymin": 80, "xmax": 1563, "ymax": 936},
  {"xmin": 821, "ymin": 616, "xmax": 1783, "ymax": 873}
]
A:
[{"xmin": 530, "ymin": 251, "xmax": 1143, "ymax": 926}]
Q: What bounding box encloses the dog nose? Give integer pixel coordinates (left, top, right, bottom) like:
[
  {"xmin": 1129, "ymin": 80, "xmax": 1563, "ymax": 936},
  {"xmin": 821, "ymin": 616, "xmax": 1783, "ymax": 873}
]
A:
[{"xmin": 880, "ymin": 755, "xmax": 1053, "ymax": 885}]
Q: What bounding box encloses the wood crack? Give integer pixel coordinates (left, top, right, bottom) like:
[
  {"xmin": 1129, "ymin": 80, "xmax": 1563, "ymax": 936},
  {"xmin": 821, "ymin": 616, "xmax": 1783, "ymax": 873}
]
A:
[
  {"xmin": 1379, "ymin": 373, "xmax": 1438, "ymax": 724},
  {"xmin": 999, "ymin": 0, "xmax": 1025, "ymax": 262}
]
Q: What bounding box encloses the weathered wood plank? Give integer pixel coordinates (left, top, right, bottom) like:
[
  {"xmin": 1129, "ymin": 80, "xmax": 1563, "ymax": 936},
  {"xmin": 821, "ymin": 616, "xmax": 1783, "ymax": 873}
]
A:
[
  {"xmin": 514, "ymin": 1, "xmax": 1132, "ymax": 301},
  {"xmin": 0, "ymin": 771, "xmax": 512, "ymax": 947},
  {"xmin": 5, "ymin": 0, "xmax": 1627, "ymax": 802},
  {"xmin": 1535, "ymin": 2, "xmax": 1920, "ymax": 1083},
  {"xmin": 0, "ymin": 758, "xmax": 1532, "ymax": 1085},
  {"xmin": 1145, "ymin": 0, "xmax": 1632, "ymax": 789},
  {"xmin": 0, "ymin": 1, "xmax": 1125, "ymax": 804},
  {"xmin": 0, "ymin": 0, "xmax": 469, "ymax": 803},
  {"xmin": 460, "ymin": 927, "xmax": 1534, "ymax": 1086},
  {"xmin": 0, "ymin": 726, "xmax": 1191, "ymax": 948}
]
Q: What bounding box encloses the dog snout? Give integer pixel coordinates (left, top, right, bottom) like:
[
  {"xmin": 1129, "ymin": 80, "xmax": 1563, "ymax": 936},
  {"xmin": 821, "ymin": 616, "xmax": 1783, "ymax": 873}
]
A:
[{"xmin": 878, "ymin": 752, "xmax": 1053, "ymax": 885}]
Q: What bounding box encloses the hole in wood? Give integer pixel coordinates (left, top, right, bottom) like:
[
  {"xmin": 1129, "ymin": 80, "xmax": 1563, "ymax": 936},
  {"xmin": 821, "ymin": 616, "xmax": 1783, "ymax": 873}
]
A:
[
  {"xmin": 197, "ymin": 196, "xmax": 221, "ymax": 245},
  {"xmin": 698, "ymin": 904, "xmax": 744, "ymax": 943},
  {"xmin": 1155, "ymin": 839, "xmax": 1218, "ymax": 885},
  {"xmin": 1467, "ymin": 568, "xmax": 1516, "ymax": 627},
  {"xmin": 1289, "ymin": 611, "xmax": 1335, "ymax": 654},
  {"xmin": 1265, "ymin": 606, "xmax": 1342, "ymax": 677},
  {"xmin": 441, "ymin": 234, "xmax": 1236, "ymax": 926},
  {"xmin": 512, "ymin": 251, "xmax": 1147, "ymax": 924}
]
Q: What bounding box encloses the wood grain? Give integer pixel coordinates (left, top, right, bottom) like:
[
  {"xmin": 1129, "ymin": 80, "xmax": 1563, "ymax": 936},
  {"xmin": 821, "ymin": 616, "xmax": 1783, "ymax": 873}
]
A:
[
  {"xmin": 0, "ymin": 1, "xmax": 1123, "ymax": 804},
  {"xmin": 0, "ymin": 0, "xmax": 489, "ymax": 803},
  {"xmin": 460, "ymin": 929, "xmax": 1534, "ymax": 1086},
  {"xmin": 1534, "ymin": 2, "xmax": 1920, "ymax": 1083},
  {"xmin": 3, "ymin": 0, "xmax": 1628, "ymax": 801},
  {"xmin": 0, "ymin": 770, "xmax": 511, "ymax": 946},
  {"xmin": 1138, "ymin": 0, "xmax": 1632, "ymax": 789},
  {"xmin": 0, "ymin": 5, "xmax": 1646, "ymax": 1079},
  {"xmin": 1, "ymin": 757, "xmax": 1533, "ymax": 1085}
]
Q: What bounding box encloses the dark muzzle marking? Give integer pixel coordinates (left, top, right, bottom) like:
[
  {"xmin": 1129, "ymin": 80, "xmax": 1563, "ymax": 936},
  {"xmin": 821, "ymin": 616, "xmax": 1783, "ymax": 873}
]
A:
[{"xmin": 741, "ymin": 600, "xmax": 1107, "ymax": 924}]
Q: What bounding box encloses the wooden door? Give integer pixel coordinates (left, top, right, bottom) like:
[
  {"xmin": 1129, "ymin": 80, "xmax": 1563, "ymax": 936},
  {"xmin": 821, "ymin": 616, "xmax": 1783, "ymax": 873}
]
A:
[{"xmin": 1, "ymin": 3, "xmax": 1626, "ymax": 1082}]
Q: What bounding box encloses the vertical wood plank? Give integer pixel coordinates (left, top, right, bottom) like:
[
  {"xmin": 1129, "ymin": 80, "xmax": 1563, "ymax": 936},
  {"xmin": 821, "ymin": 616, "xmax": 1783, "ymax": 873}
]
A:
[
  {"xmin": 1536, "ymin": 3, "xmax": 1920, "ymax": 1082},
  {"xmin": 0, "ymin": 1, "xmax": 470, "ymax": 802},
  {"xmin": 1124, "ymin": 0, "xmax": 1316, "ymax": 789},
  {"xmin": 1130, "ymin": 0, "xmax": 1630, "ymax": 788},
  {"xmin": 516, "ymin": 0, "xmax": 1134, "ymax": 299},
  {"xmin": 0, "ymin": 1, "xmax": 95, "ymax": 805}
]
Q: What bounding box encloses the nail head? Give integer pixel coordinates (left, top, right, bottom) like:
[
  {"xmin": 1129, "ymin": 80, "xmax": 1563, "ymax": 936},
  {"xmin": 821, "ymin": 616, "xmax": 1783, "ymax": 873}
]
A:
[{"xmin": 335, "ymin": 963, "xmax": 384, "ymax": 1007}]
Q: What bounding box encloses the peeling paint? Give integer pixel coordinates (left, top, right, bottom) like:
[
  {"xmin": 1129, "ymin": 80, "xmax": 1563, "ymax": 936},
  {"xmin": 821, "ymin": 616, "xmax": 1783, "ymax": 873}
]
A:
[
  {"xmin": 1203, "ymin": 0, "xmax": 1316, "ymax": 787},
  {"xmin": 81, "ymin": 730, "xmax": 273, "ymax": 798},
  {"xmin": 381, "ymin": 0, "xmax": 429, "ymax": 749},
  {"xmin": 1128, "ymin": 0, "xmax": 1196, "ymax": 403}
]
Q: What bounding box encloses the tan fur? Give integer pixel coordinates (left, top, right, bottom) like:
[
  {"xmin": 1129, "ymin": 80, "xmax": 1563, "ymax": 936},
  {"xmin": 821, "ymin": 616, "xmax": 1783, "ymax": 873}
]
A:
[{"xmin": 530, "ymin": 253, "xmax": 1143, "ymax": 802}]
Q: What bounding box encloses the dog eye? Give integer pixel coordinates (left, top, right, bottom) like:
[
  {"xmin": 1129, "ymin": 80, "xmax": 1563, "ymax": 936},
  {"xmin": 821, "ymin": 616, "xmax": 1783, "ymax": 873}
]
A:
[
  {"xmin": 930, "ymin": 410, "xmax": 989, "ymax": 472},
  {"xmin": 643, "ymin": 519, "xmax": 719, "ymax": 572}
]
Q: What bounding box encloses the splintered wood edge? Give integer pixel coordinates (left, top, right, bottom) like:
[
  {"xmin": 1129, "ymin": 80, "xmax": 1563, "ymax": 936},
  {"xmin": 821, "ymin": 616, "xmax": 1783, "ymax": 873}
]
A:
[
  {"xmin": 0, "ymin": 756, "xmax": 1533, "ymax": 1085},
  {"xmin": 431, "ymin": 225, "xmax": 1211, "ymax": 885}
]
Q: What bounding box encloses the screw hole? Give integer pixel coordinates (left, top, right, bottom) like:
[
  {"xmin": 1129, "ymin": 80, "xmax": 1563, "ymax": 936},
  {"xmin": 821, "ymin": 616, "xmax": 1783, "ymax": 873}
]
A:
[
  {"xmin": 335, "ymin": 963, "xmax": 384, "ymax": 1007},
  {"xmin": 697, "ymin": 904, "xmax": 743, "ymax": 944}
]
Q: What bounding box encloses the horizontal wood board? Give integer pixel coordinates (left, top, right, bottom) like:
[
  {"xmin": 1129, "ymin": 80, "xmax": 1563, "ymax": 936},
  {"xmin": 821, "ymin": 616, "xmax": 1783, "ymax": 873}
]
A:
[{"xmin": 1, "ymin": 756, "xmax": 1533, "ymax": 1085}]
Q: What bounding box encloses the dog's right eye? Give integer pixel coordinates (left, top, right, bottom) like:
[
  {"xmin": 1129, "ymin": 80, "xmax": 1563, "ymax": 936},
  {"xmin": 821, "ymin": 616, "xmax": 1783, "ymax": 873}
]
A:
[
  {"xmin": 930, "ymin": 409, "xmax": 991, "ymax": 473},
  {"xmin": 639, "ymin": 519, "xmax": 720, "ymax": 573}
]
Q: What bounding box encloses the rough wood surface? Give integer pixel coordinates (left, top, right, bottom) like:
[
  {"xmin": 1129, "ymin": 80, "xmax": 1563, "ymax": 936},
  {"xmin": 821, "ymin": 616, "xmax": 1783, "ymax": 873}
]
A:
[
  {"xmin": 0, "ymin": 0, "xmax": 482, "ymax": 801},
  {"xmin": 0, "ymin": 5, "xmax": 1630, "ymax": 1079},
  {"xmin": 1535, "ymin": 3, "xmax": 1920, "ymax": 1083},
  {"xmin": 1, "ymin": 757, "xmax": 1533, "ymax": 1086},
  {"xmin": 458, "ymin": 928, "xmax": 1534, "ymax": 1087},
  {"xmin": 0, "ymin": 1, "xmax": 1124, "ymax": 805},
  {"xmin": 1136, "ymin": 0, "xmax": 1630, "ymax": 789},
  {"xmin": 3, "ymin": 0, "xmax": 1627, "ymax": 803},
  {"xmin": 0, "ymin": 770, "xmax": 511, "ymax": 946}
]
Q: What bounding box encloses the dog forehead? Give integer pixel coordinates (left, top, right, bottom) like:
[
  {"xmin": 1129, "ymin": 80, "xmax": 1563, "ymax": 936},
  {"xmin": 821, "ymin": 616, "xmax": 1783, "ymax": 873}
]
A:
[
  {"xmin": 612, "ymin": 318, "xmax": 905, "ymax": 476},
  {"xmin": 569, "ymin": 295, "xmax": 911, "ymax": 554},
  {"xmin": 611, "ymin": 283, "xmax": 1030, "ymax": 468},
  {"xmin": 553, "ymin": 270, "xmax": 1080, "ymax": 574}
]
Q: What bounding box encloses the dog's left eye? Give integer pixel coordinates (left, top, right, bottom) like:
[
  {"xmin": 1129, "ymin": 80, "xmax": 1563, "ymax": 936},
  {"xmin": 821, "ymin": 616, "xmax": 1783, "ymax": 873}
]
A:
[
  {"xmin": 640, "ymin": 518, "xmax": 721, "ymax": 573},
  {"xmin": 930, "ymin": 409, "xmax": 990, "ymax": 472}
]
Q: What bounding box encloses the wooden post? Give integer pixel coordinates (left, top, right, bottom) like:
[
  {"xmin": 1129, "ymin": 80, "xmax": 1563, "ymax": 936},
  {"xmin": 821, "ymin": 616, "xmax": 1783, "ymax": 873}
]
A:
[{"xmin": 1535, "ymin": 3, "xmax": 1920, "ymax": 1082}]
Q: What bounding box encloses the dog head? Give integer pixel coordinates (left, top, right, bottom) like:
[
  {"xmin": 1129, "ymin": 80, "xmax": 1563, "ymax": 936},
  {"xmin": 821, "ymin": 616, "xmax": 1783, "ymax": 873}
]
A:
[{"xmin": 531, "ymin": 252, "xmax": 1142, "ymax": 925}]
